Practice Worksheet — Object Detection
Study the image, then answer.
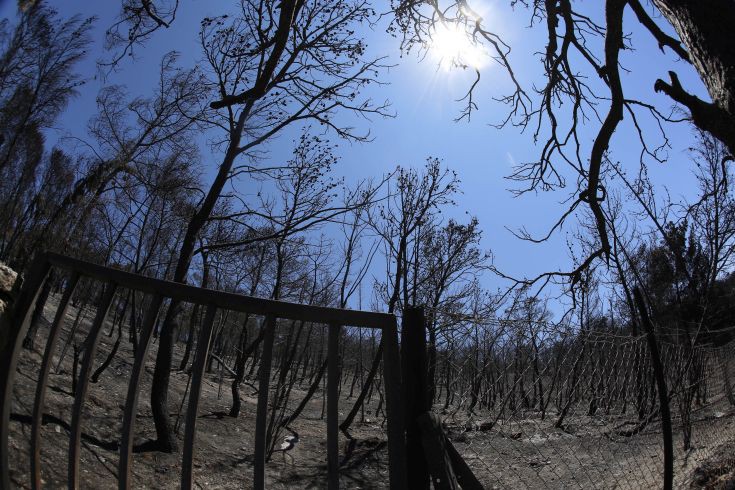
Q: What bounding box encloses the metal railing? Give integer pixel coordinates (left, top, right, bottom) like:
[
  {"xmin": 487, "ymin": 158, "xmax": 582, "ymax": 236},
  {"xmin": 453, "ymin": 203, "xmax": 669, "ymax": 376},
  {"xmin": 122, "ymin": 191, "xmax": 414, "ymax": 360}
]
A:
[{"xmin": 0, "ymin": 252, "xmax": 407, "ymax": 489}]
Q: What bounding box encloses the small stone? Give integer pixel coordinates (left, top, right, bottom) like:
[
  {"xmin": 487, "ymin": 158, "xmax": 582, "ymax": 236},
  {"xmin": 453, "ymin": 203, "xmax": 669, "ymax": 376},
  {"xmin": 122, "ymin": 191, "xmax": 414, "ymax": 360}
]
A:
[{"xmin": 692, "ymin": 467, "xmax": 708, "ymax": 485}]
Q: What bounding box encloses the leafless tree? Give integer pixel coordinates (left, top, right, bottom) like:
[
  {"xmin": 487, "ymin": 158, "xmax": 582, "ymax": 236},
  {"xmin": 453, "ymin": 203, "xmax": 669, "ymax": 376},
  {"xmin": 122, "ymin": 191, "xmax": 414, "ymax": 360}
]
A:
[
  {"xmin": 391, "ymin": 0, "xmax": 735, "ymax": 287},
  {"xmin": 0, "ymin": 4, "xmax": 92, "ymax": 174},
  {"xmin": 341, "ymin": 158, "xmax": 459, "ymax": 433},
  {"xmin": 46, "ymin": 52, "xmax": 206, "ymax": 241},
  {"xmin": 102, "ymin": 0, "xmax": 179, "ymax": 70},
  {"xmin": 417, "ymin": 217, "xmax": 490, "ymax": 401},
  {"xmin": 147, "ymin": 0, "xmax": 391, "ymax": 451}
]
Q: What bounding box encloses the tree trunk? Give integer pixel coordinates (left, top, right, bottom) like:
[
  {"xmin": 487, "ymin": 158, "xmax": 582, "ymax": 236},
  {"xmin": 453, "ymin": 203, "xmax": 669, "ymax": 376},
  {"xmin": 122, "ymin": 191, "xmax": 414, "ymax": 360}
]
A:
[
  {"xmin": 150, "ymin": 113, "xmax": 247, "ymax": 452},
  {"xmin": 230, "ymin": 319, "xmax": 266, "ymax": 417},
  {"xmin": 340, "ymin": 341, "xmax": 383, "ymax": 433},
  {"xmin": 653, "ymin": 0, "xmax": 735, "ymax": 155},
  {"xmin": 179, "ymin": 304, "xmax": 200, "ymax": 372}
]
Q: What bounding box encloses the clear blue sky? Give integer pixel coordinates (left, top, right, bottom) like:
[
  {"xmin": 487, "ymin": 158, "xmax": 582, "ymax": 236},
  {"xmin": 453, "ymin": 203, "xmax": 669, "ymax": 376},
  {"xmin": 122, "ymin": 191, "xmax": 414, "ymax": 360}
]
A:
[{"xmin": 0, "ymin": 1, "xmax": 709, "ymax": 312}]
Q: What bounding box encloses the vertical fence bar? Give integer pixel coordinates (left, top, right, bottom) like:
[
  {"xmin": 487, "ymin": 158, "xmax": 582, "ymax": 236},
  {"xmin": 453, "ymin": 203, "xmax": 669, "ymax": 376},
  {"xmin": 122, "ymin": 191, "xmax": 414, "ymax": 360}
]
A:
[
  {"xmin": 633, "ymin": 287, "xmax": 673, "ymax": 490},
  {"xmin": 400, "ymin": 306, "xmax": 430, "ymax": 489},
  {"xmin": 4, "ymin": 253, "xmax": 406, "ymax": 490},
  {"xmin": 68, "ymin": 283, "xmax": 118, "ymax": 488},
  {"xmin": 118, "ymin": 293, "xmax": 164, "ymax": 490},
  {"xmin": 721, "ymin": 350, "xmax": 735, "ymax": 406},
  {"xmin": 327, "ymin": 323, "xmax": 341, "ymax": 489},
  {"xmin": 253, "ymin": 314, "xmax": 276, "ymax": 490},
  {"xmin": 31, "ymin": 272, "xmax": 80, "ymax": 489},
  {"xmin": 382, "ymin": 315, "xmax": 407, "ymax": 490},
  {"xmin": 181, "ymin": 303, "xmax": 218, "ymax": 490},
  {"xmin": 0, "ymin": 254, "xmax": 51, "ymax": 490}
]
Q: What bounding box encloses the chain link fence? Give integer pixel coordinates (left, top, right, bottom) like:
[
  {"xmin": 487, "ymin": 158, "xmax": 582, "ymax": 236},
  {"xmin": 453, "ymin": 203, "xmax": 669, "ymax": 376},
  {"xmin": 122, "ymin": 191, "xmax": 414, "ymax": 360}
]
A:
[{"xmin": 429, "ymin": 319, "xmax": 735, "ymax": 488}]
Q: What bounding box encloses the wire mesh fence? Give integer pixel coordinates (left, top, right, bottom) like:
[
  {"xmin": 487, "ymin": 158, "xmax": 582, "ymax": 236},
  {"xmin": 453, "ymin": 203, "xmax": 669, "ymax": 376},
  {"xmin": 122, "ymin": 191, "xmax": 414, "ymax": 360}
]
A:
[{"xmin": 428, "ymin": 318, "xmax": 735, "ymax": 489}]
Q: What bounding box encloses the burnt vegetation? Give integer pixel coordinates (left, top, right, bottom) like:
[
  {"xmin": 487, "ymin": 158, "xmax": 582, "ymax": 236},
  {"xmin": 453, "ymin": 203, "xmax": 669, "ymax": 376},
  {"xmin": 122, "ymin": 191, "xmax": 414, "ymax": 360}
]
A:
[{"xmin": 2, "ymin": 0, "xmax": 735, "ymax": 488}]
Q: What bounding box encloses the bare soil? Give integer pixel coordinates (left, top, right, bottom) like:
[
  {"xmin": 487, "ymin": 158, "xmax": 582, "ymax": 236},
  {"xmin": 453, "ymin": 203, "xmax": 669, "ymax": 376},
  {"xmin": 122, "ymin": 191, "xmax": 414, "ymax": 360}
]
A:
[{"xmin": 7, "ymin": 296, "xmax": 735, "ymax": 488}]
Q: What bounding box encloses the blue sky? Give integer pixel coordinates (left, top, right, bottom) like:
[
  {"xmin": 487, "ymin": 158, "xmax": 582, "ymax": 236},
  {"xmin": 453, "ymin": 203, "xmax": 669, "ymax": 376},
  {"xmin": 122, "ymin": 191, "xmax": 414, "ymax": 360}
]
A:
[{"xmin": 0, "ymin": 1, "xmax": 710, "ymax": 312}]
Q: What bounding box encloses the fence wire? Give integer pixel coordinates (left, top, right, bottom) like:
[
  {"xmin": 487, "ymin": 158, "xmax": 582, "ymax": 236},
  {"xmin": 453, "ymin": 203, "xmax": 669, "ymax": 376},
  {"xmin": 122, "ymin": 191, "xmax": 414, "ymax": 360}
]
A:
[{"xmin": 429, "ymin": 321, "xmax": 735, "ymax": 489}]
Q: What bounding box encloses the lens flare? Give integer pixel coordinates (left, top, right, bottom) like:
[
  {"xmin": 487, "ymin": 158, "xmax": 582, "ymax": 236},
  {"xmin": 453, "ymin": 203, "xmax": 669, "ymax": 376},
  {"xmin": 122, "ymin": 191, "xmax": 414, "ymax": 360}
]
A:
[{"xmin": 429, "ymin": 22, "xmax": 486, "ymax": 71}]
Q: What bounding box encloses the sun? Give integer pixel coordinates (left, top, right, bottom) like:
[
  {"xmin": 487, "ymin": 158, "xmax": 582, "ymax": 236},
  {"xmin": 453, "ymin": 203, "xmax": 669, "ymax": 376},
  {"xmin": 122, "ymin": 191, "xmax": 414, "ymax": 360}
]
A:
[{"xmin": 429, "ymin": 22, "xmax": 486, "ymax": 71}]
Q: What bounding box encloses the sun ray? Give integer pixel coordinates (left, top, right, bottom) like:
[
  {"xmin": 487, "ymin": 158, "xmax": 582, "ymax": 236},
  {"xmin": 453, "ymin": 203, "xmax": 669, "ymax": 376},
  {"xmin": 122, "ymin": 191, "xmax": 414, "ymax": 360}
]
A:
[{"xmin": 429, "ymin": 22, "xmax": 486, "ymax": 71}]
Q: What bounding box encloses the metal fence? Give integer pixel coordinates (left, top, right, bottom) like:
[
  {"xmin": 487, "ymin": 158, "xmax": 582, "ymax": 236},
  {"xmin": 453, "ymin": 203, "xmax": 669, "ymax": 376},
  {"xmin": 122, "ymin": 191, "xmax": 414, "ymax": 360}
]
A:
[
  {"xmin": 0, "ymin": 252, "xmax": 406, "ymax": 489},
  {"xmin": 3, "ymin": 252, "xmax": 734, "ymax": 488}
]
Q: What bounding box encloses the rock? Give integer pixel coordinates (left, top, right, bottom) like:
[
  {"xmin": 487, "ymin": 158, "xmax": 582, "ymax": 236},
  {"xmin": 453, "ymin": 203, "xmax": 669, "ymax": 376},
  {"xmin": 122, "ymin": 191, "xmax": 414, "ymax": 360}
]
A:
[
  {"xmin": 529, "ymin": 459, "xmax": 549, "ymax": 468},
  {"xmin": 0, "ymin": 261, "xmax": 19, "ymax": 352},
  {"xmin": 692, "ymin": 467, "xmax": 708, "ymax": 486},
  {"xmin": 0, "ymin": 262, "xmax": 18, "ymax": 297}
]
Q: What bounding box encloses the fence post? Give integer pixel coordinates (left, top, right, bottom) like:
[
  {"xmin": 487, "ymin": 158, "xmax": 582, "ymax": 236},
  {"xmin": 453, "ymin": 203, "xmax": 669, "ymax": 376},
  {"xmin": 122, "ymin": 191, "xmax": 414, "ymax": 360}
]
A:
[
  {"xmin": 181, "ymin": 304, "xmax": 218, "ymax": 490},
  {"xmin": 417, "ymin": 412, "xmax": 457, "ymax": 490},
  {"xmin": 633, "ymin": 287, "xmax": 673, "ymax": 490},
  {"xmin": 31, "ymin": 272, "xmax": 80, "ymax": 489},
  {"xmin": 119, "ymin": 293, "xmax": 164, "ymax": 490},
  {"xmin": 327, "ymin": 323, "xmax": 341, "ymax": 489},
  {"xmin": 253, "ymin": 314, "xmax": 276, "ymax": 490},
  {"xmin": 401, "ymin": 306, "xmax": 430, "ymax": 489},
  {"xmin": 68, "ymin": 283, "xmax": 119, "ymax": 488},
  {"xmin": 0, "ymin": 254, "xmax": 50, "ymax": 490},
  {"xmin": 381, "ymin": 315, "xmax": 407, "ymax": 489}
]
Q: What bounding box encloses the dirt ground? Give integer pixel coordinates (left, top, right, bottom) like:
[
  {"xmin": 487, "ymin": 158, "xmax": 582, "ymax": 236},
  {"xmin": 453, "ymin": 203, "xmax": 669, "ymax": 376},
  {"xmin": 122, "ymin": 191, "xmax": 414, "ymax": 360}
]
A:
[{"xmin": 6, "ymin": 296, "xmax": 735, "ymax": 488}]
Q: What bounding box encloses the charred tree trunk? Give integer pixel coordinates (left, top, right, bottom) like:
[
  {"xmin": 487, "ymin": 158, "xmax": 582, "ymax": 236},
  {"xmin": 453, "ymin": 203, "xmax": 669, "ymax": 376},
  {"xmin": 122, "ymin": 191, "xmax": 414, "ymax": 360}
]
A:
[
  {"xmin": 150, "ymin": 113, "xmax": 248, "ymax": 452},
  {"xmin": 91, "ymin": 312, "xmax": 123, "ymax": 383},
  {"xmin": 179, "ymin": 304, "xmax": 200, "ymax": 372},
  {"xmin": 653, "ymin": 0, "xmax": 735, "ymax": 156},
  {"xmin": 230, "ymin": 318, "xmax": 267, "ymax": 417}
]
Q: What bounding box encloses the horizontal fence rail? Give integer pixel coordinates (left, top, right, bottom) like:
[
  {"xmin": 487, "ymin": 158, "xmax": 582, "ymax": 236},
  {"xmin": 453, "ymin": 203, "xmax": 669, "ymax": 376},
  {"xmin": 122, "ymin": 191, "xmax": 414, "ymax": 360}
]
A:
[{"xmin": 0, "ymin": 252, "xmax": 407, "ymax": 489}]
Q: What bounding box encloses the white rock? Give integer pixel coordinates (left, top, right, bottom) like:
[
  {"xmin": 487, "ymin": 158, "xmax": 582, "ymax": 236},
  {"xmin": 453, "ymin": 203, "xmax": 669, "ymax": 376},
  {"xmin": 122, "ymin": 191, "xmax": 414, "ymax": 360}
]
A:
[{"xmin": 0, "ymin": 262, "xmax": 17, "ymax": 295}]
